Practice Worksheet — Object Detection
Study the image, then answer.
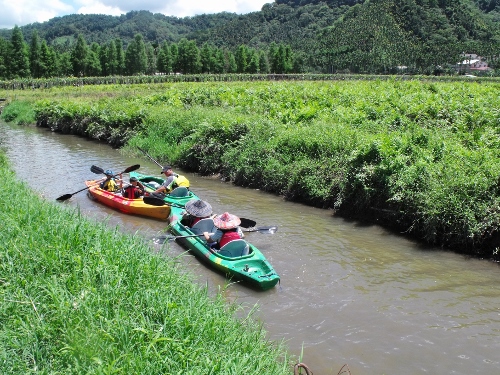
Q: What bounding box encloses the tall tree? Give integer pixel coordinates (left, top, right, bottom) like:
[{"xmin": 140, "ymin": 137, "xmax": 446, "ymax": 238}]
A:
[
  {"xmin": 145, "ymin": 43, "xmax": 156, "ymax": 74},
  {"xmin": 0, "ymin": 38, "xmax": 8, "ymax": 79},
  {"xmin": 259, "ymin": 50, "xmax": 270, "ymax": 74},
  {"xmin": 115, "ymin": 38, "xmax": 125, "ymax": 75},
  {"xmin": 39, "ymin": 40, "xmax": 57, "ymax": 77},
  {"xmin": 125, "ymin": 33, "xmax": 147, "ymax": 75},
  {"xmin": 71, "ymin": 34, "xmax": 88, "ymax": 76},
  {"xmin": 86, "ymin": 42, "xmax": 102, "ymax": 76},
  {"xmin": 235, "ymin": 44, "xmax": 249, "ymax": 73},
  {"xmin": 10, "ymin": 26, "xmax": 30, "ymax": 78},
  {"xmin": 177, "ymin": 38, "xmax": 201, "ymax": 74},
  {"xmin": 29, "ymin": 30, "xmax": 42, "ymax": 78},
  {"xmin": 170, "ymin": 43, "xmax": 179, "ymax": 73},
  {"xmin": 156, "ymin": 41, "xmax": 172, "ymax": 74}
]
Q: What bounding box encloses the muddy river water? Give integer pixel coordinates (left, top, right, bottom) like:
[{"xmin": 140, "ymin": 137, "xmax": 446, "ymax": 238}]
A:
[{"xmin": 2, "ymin": 121, "xmax": 500, "ymax": 374}]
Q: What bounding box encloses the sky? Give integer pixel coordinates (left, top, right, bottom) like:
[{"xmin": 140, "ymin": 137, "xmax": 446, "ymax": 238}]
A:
[{"xmin": 0, "ymin": 0, "xmax": 270, "ymax": 29}]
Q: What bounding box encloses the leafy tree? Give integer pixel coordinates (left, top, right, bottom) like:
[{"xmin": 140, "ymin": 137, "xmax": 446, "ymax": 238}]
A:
[
  {"xmin": 86, "ymin": 42, "xmax": 102, "ymax": 76},
  {"xmin": 10, "ymin": 26, "xmax": 30, "ymax": 78},
  {"xmin": 125, "ymin": 33, "xmax": 147, "ymax": 74},
  {"xmin": 224, "ymin": 49, "xmax": 237, "ymax": 73},
  {"xmin": 247, "ymin": 48, "xmax": 260, "ymax": 73},
  {"xmin": 156, "ymin": 41, "xmax": 172, "ymax": 74},
  {"xmin": 39, "ymin": 40, "xmax": 57, "ymax": 77},
  {"xmin": 0, "ymin": 38, "xmax": 8, "ymax": 79},
  {"xmin": 145, "ymin": 43, "xmax": 156, "ymax": 74},
  {"xmin": 200, "ymin": 42, "xmax": 216, "ymax": 73},
  {"xmin": 235, "ymin": 44, "xmax": 249, "ymax": 73},
  {"xmin": 213, "ymin": 48, "xmax": 225, "ymax": 73},
  {"xmin": 29, "ymin": 30, "xmax": 42, "ymax": 78},
  {"xmin": 170, "ymin": 43, "xmax": 179, "ymax": 73},
  {"xmin": 57, "ymin": 52, "xmax": 73, "ymax": 76},
  {"xmin": 115, "ymin": 38, "xmax": 126, "ymax": 75},
  {"xmin": 259, "ymin": 50, "xmax": 270, "ymax": 74},
  {"xmin": 71, "ymin": 34, "xmax": 88, "ymax": 76},
  {"xmin": 177, "ymin": 38, "xmax": 201, "ymax": 74}
]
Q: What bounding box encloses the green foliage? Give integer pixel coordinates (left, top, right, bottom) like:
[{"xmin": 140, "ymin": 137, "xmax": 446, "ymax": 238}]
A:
[{"xmin": 0, "ymin": 100, "xmax": 35, "ymax": 124}]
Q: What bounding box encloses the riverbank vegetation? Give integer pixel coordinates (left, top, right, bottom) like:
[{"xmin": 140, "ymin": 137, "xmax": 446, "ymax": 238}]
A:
[
  {"xmin": 0, "ymin": 151, "xmax": 291, "ymax": 373},
  {"xmin": 2, "ymin": 79, "xmax": 500, "ymax": 259}
]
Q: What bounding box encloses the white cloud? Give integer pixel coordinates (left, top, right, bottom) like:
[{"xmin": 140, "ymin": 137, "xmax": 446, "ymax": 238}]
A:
[
  {"xmin": 0, "ymin": 0, "xmax": 268, "ymax": 29},
  {"xmin": 0, "ymin": 0, "xmax": 74, "ymax": 29},
  {"xmin": 75, "ymin": 0, "xmax": 124, "ymax": 16}
]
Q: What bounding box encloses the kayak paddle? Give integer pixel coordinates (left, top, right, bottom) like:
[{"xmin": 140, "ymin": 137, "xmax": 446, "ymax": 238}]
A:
[{"xmin": 56, "ymin": 164, "xmax": 140, "ymax": 201}]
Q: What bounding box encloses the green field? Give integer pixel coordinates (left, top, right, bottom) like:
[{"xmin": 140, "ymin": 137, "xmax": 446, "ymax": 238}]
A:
[{"xmin": 2, "ymin": 78, "xmax": 500, "ymax": 257}]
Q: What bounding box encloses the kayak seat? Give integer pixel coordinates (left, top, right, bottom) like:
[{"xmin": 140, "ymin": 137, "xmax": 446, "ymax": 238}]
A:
[
  {"xmin": 218, "ymin": 240, "xmax": 250, "ymax": 258},
  {"xmin": 191, "ymin": 218, "xmax": 216, "ymax": 236},
  {"xmin": 169, "ymin": 186, "xmax": 189, "ymax": 197}
]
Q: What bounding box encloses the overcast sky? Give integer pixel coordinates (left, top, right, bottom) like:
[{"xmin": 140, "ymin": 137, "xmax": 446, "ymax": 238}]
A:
[{"xmin": 0, "ymin": 0, "xmax": 270, "ymax": 29}]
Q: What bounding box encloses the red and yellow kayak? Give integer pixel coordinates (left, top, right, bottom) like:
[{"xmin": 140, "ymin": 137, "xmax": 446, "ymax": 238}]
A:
[{"xmin": 85, "ymin": 180, "xmax": 170, "ymax": 220}]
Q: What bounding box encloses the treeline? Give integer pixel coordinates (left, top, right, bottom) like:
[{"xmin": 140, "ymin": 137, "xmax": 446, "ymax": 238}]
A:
[
  {"xmin": 1, "ymin": 0, "xmax": 500, "ymax": 76},
  {"xmin": 0, "ymin": 26, "xmax": 295, "ymax": 80}
]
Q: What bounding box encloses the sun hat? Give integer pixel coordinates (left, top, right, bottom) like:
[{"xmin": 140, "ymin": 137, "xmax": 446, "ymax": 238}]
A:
[
  {"xmin": 104, "ymin": 169, "xmax": 114, "ymax": 176},
  {"xmin": 213, "ymin": 212, "xmax": 241, "ymax": 230},
  {"xmin": 162, "ymin": 165, "xmax": 172, "ymax": 172},
  {"xmin": 130, "ymin": 176, "xmax": 138, "ymax": 182},
  {"xmin": 185, "ymin": 199, "xmax": 212, "ymax": 218}
]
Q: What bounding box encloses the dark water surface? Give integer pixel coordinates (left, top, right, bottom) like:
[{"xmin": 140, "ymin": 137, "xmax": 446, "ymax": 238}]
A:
[{"xmin": 2, "ymin": 121, "xmax": 500, "ymax": 374}]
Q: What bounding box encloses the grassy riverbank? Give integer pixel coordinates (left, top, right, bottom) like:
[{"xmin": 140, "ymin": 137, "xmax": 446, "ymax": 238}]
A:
[
  {"xmin": 0, "ymin": 151, "xmax": 291, "ymax": 374},
  {"xmin": 2, "ymin": 79, "xmax": 500, "ymax": 257}
]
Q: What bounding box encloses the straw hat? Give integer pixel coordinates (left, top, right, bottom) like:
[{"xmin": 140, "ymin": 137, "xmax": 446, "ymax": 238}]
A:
[
  {"xmin": 213, "ymin": 212, "xmax": 241, "ymax": 230},
  {"xmin": 185, "ymin": 199, "xmax": 213, "ymax": 218}
]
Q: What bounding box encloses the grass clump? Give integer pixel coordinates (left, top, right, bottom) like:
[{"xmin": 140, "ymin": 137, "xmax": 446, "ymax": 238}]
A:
[{"xmin": 0, "ymin": 151, "xmax": 291, "ymax": 374}]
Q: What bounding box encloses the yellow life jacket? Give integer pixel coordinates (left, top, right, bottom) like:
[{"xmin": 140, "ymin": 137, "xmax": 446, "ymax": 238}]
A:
[{"xmin": 174, "ymin": 175, "xmax": 190, "ymax": 188}]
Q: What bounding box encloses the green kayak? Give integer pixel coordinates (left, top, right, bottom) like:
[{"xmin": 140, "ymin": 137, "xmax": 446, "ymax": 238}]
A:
[
  {"xmin": 168, "ymin": 206, "xmax": 280, "ymax": 291},
  {"xmin": 130, "ymin": 171, "xmax": 198, "ymax": 207}
]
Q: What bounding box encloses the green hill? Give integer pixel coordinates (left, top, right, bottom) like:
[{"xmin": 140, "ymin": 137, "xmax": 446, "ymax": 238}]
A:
[{"xmin": 0, "ymin": 0, "xmax": 499, "ymax": 74}]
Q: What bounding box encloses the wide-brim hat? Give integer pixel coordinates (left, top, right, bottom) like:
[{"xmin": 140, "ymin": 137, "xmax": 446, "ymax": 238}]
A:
[
  {"xmin": 185, "ymin": 199, "xmax": 212, "ymax": 218},
  {"xmin": 213, "ymin": 212, "xmax": 241, "ymax": 229}
]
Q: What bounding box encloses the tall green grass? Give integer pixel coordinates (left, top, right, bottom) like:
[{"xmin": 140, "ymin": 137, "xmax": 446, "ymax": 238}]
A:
[{"xmin": 0, "ymin": 151, "xmax": 291, "ymax": 374}]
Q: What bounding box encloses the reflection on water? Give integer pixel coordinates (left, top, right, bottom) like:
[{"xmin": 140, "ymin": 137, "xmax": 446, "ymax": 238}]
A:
[{"xmin": 2, "ymin": 121, "xmax": 500, "ymax": 374}]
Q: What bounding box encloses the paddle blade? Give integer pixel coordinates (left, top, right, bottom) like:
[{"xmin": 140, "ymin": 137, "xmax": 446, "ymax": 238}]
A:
[
  {"xmin": 239, "ymin": 218, "xmax": 257, "ymax": 229},
  {"xmin": 122, "ymin": 164, "xmax": 140, "ymax": 174},
  {"xmin": 91, "ymin": 165, "xmax": 105, "ymax": 174},
  {"xmin": 143, "ymin": 196, "xmax": 166, "ymax": 206},
  {"xmin": 56, "ymin": 193, "xmax": 73, "ymax": 201}
]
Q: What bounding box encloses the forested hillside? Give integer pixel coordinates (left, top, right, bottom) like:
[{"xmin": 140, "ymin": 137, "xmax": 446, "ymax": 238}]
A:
[{"xmin": 0, "ymin": 0, "xmax": 499, "ymax": 77}]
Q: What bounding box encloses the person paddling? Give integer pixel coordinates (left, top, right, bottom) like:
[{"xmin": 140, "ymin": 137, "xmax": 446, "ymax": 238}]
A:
[
  {"xmin": 122, "ymin": 176, "xmax": 145, "ymax": 199},
  {"xmin": 203, "ymin": 212, "xmax": 244, "ymax": 250},
  {"xmin": 99, "ymin": 169, "xmax": 122, "ymax": 192},
  {"xmin": 182, "ymin": 199, "xmax": 213, "ymax": 227},
  {"xmin": 151, "ymin": 165, "xmax": 190, "ymax": 195}
]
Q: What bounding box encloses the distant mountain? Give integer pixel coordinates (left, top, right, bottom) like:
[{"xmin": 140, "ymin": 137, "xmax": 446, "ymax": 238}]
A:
[{"xmin": 0, "ymin": 10, "xmax": 241, "ymax": 49}]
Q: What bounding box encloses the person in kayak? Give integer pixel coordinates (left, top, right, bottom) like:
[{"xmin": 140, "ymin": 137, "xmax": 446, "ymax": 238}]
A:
[
  {"xmin": 182, "ymin": 199, "xmax": 213, "ymax": 227},
  {"xmin": 122, "ymin": 176, "xmax": 145, "ymax": 199},
  {"xmin": 99, "ymin": 169, "xmax": 122, "ymax": 192},
  {"xmin": 203, "ymin": 212, "xmax": 244, "ymax": 250},
  {"xmin": 151, "ymin": 165, "xmax": 190, "ymax": 195}
]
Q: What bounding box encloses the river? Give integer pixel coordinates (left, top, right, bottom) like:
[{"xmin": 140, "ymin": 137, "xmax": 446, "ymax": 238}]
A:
[{"xmin": 2, "ymin": 121, "xmax": 500, "ymax": 374}]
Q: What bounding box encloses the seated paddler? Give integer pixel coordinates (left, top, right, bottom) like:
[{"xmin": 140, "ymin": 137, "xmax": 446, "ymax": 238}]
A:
[
  {"xmin": 151, "ymin": 165, "xmax": 190, "ymax": 195},
  {"xmin": 99, "ymin": 169, "xmax": 122, "ymax": 192},
  {"xmin": 203, "ymin": 212, "xmax": 245, "ymax": 250},
  {"xmin": 122, "ymin": 176, "xmax": 145, "ymax": 199},
  {"xmin": 181, "ymin": 199, "xmax": 213, "ymax": 228}
]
